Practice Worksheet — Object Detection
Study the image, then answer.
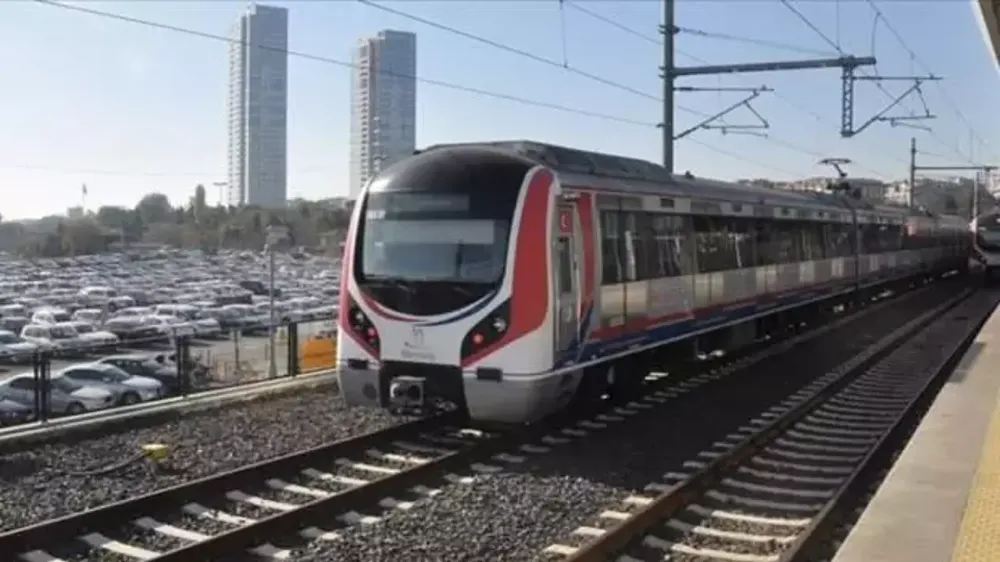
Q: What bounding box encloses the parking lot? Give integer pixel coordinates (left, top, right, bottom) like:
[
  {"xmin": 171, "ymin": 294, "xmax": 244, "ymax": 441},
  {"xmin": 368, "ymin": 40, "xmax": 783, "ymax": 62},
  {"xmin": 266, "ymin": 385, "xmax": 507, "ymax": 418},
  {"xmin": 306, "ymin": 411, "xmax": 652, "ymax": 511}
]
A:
[{"xmin": 0, "ymin": 247, "xmax": 339, "ymax": 421}]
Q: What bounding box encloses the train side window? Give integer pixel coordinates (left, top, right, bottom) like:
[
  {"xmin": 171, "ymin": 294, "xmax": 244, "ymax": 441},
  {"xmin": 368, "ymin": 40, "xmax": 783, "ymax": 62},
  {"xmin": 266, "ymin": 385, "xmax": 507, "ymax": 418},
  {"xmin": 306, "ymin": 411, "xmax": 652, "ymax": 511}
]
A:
[
  {"xmin": 649, "ymin": 214, "xmax": 675, "ymax": 277},
  {"xmin": 727, "ymin": 217, "xmax": 754, "ymax": 268},
  {"xmin": 694, "ymin": 216, "xmax": 737, "ymax": 272},
  {"xmin": 600, "ymin": 211, "xmax": 622, "ymax": 284},
  {"xmin": 797, "ymin": 221, "xmax": 816, "ymax": 261},
  {"xmin": 771, "ymin": 221, "xmax": 797, "ymax": 264},
  {"xmin": 754, "ymin": 220, "xmax": 776, "ymax": 266},
  {"xmin": 811, "ymin": 222, "xmax": 827, "ymax": 260},
  {"xmin": 622, "ymin": 211, "xmax": 646, "ymax": 281}
]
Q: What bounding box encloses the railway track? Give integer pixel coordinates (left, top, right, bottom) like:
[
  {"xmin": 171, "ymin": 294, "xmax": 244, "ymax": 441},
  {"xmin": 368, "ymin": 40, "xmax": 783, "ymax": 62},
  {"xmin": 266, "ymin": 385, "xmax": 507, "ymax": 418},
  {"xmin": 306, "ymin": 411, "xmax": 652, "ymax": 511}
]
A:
[
  {"xmin": 540, "ymin": 287, "xmax": 989, "ymax": 562},
  {"xmin": 0, "ymin": 278, "xmax": 959, "ymax": 562}
]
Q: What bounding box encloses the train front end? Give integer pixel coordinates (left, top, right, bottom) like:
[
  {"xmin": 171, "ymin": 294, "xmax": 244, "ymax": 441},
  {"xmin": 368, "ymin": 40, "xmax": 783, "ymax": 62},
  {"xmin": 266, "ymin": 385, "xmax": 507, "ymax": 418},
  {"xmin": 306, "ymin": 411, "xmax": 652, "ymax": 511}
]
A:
[
  {"xmin": 337, "ymin": 145, "xmax": 560, "ymax": 422},
  {"xmin": 971, "ymin": 212, "xmax": 1000, "ymax": 278}
]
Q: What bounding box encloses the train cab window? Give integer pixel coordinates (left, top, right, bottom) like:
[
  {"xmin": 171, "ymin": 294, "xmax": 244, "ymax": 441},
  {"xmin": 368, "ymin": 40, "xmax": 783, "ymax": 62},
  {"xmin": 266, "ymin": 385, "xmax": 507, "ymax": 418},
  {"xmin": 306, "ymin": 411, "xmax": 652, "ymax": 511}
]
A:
[{"xmin": 600, "ymin": 211, "xmax": 623, "ymax": 284}]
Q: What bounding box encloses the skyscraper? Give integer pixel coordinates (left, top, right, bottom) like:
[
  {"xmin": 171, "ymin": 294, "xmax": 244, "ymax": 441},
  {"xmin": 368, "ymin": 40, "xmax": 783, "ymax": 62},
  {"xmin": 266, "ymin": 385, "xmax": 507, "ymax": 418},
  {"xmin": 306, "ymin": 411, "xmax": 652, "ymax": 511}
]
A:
[
  {"xmin": 227, "ymin": 3, "xmax": 289, "ymax": 208},
  {"xmin": 349, "ymin": 30, "xmax": 417, "ymax": 200}
]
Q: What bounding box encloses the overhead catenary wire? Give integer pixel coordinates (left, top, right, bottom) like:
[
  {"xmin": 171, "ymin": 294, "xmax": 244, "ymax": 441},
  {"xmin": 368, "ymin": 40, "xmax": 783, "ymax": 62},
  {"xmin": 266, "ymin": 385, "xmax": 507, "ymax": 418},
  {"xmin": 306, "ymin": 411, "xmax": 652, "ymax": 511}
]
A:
[
  {"xmin": 863, "ymin": 0, "xmax": 998, "ymax": 163},
  {"xmin": 28, "ymin": 0, "xmax": 784, "ymax": 179},
  {"xmin": 780, "ymin": 0, "xmax": 978, "ymax": 167},
  {"xmin": 566, "ymin": 1, "xmax": 896, "ymax": 178},
  {"xmin": 360, "ymin": 0, "xmax": 832, "ymax": 177},
  {"xmin": 34, "ymin": 0, "xmax": 654, "ymax": 128},
  {"xmin": 674, "ymin": 26, "xmax": 839, "ymax": 58}
]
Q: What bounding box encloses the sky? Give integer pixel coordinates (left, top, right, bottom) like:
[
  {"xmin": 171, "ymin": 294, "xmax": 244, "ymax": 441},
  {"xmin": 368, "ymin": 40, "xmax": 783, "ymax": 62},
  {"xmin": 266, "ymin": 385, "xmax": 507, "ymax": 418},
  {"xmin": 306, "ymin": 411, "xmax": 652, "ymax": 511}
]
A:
[{"xmin": 1, "ymin": 0, "xmax": 1000, "ymax": 220}]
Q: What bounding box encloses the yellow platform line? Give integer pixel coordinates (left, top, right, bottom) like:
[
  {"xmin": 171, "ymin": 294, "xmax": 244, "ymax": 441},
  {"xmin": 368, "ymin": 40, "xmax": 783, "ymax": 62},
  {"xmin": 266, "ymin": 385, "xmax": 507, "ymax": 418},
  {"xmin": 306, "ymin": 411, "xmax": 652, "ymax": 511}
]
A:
[{"xmin": 952, "ymin": 373, "xmax": 1000, "ymax": 562}]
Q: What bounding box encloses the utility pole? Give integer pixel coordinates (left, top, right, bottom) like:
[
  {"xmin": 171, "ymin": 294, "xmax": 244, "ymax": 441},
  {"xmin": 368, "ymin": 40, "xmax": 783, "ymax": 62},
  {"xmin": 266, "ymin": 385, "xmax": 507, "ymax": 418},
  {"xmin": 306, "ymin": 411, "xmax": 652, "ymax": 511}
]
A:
[
  {"xmin": 661, "ymin": 0, "xmax": 674, "ymax": 170},
  {"xmin": 909, "ymin": 136, "xmax": 996, "ymax": 220},
  {"xmin": 659, "ymin": 0, "xmax": 937, "ymax": 174}
]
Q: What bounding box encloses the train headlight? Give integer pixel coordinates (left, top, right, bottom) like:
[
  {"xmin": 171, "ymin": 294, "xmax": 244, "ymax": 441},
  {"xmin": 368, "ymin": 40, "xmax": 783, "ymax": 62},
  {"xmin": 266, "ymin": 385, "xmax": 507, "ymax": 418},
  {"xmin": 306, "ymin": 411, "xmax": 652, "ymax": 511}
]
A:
[
  {"xmin": 347, "ymin": 299, "xmax": 380, "ymax": 353},
  {"xmin": 461, "ymin": 299, "xmax": 511, "ymax": 361}
]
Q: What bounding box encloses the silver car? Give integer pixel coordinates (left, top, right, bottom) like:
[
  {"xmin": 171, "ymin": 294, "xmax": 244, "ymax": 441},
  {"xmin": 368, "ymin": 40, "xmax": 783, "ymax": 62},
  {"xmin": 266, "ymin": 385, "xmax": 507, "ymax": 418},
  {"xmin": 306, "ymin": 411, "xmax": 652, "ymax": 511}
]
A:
[
  {"xmin": 58, "ymin": 364, "xmax": 164, "ymax": 405},
  {"xmin": 0, "ymin": 373, "xmax": 115, "ymax": 415}
]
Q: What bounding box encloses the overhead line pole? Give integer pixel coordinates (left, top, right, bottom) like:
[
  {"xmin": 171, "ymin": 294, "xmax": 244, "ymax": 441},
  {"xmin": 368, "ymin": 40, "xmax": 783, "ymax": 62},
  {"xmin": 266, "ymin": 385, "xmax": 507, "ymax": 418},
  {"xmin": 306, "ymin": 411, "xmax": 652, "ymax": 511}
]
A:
[{"xmin": 659, "ymin": 0, "xmax": 935, "ymax": 174}]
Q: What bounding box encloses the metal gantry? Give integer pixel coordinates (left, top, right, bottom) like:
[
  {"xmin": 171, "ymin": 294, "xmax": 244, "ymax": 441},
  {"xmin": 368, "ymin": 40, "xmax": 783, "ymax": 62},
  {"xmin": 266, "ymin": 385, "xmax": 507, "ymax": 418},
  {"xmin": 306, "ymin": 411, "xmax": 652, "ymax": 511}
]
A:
[{"xmin": 659, "ymin": 0, "xmax": 937, "ymax": 173}]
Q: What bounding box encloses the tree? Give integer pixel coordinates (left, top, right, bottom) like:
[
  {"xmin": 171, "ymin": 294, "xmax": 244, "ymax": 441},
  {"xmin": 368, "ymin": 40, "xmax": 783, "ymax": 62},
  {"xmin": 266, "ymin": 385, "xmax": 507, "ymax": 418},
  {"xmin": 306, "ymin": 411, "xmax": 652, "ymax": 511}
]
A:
[{"xmin": 135, "ymin": 193, "xmax": 172, "ymax": 225}]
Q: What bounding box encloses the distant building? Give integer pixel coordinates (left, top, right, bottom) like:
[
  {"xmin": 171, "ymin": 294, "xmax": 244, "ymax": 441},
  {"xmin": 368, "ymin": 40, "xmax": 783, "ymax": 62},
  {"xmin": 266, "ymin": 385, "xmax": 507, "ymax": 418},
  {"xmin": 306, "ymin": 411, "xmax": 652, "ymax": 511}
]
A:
[
  {"xmin": 775, "ymin": 177, "xmax": 889, "ymax": 202},
  {"xmin": 349, "ymin": 30, "xmax": 417, "ymax": 200},
  {"xmin": 66, "ymin": 206, "xmax": 84, "ymax": 219},
  {"xmin": 227, "ymin": 4, "xmax": 289, "ymax": 208}
]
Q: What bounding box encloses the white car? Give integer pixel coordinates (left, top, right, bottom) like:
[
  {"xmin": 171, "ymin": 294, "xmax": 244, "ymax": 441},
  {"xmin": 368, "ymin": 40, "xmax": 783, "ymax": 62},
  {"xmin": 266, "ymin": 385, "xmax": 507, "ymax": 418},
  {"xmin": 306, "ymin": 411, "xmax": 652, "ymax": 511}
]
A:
[
  {"xmin": 20, "ymin": 323, "xmax": 85, "ymax": 356},
  {"xmin": 144, "ymin": 315, "xmax": 197, "ymax": 338},
  {"xmin": 58, "ymin": 364, "xmax": 164, "ymax": 406},
  {"xmin": 66, "ymin": 321, "xmax": 120, "ymax": 350},
  {"xmin": 0, "ymin": 373, "xmax": 115, "ymax": 415}
]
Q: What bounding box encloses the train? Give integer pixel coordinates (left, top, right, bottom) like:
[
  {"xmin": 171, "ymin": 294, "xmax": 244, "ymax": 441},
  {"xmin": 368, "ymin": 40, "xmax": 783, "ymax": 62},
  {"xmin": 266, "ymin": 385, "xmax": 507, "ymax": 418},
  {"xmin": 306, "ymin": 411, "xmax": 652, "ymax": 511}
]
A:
[
  {"xmin": 970, "ymin": 211, "xmax": 1000, "ymax": 278},
  {"xmin": 335, "ymin": 140, "xmax": 969, "ymax": 424}
]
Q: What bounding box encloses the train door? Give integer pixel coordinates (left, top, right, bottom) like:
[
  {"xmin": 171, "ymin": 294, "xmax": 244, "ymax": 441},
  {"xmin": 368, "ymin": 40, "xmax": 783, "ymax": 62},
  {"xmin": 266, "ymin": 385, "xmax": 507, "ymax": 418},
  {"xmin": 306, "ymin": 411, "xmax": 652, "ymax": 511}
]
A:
[{"xmin": 555, "ymin": 205, "xmax": 580, "ymax": 353}]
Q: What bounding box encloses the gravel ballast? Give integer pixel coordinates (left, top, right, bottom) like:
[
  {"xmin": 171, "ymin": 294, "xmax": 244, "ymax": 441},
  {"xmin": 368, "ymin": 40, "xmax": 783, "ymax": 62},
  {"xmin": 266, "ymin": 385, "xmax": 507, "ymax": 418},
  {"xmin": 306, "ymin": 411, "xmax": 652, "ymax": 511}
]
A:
[
  {"xmin": 290, "ymin": 288, "xmax": 952, "ymax": 561},
  {"xmin": 0, "ymin": 387, "xmax": 410, "ymax": 531}
]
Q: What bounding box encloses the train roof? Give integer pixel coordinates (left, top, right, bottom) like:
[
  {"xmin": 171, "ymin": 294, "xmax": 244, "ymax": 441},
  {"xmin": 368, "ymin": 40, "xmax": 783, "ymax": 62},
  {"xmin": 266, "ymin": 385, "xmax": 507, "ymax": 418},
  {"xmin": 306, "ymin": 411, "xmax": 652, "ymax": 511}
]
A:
[{"xmin": 418, "ymin": 140, "xmax": 957, "ymax": 221}]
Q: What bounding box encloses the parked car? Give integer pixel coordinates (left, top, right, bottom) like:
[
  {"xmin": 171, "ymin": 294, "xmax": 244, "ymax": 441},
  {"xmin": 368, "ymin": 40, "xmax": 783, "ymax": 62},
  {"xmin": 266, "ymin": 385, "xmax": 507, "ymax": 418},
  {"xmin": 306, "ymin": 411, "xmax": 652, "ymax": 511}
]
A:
[
  {"xmin": 0, "ymin": 373, "xmax": 115, "ymax": 415},
  {"xmin": 58, "ymin": 364, "xmax": 164, "ymax": 405},
  {"xmin": 66, "ymin": 321, "xmax": 120, "ymax": 351},
  {"xmin": 0, "ymin": 398, "xmax": 33, "ymax": 426},
  {"xmin": 0, "ymin": 329, "xmax": 40, "ymax": 363},
  {"xmin": 20, "ymin": 323, "xmax": 85, "ymax": 357},
  {"xmin": 98, "ymin": 354, "xmax": 181, "ymax": 394}
]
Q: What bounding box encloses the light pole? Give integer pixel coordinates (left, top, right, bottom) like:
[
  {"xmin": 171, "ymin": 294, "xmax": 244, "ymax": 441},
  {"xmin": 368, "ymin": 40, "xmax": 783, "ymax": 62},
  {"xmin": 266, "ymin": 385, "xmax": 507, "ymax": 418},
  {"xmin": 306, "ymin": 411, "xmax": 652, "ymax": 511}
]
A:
[{"xmin": 265, "ymin": 225, "xmax": 288, "ymax": 379}]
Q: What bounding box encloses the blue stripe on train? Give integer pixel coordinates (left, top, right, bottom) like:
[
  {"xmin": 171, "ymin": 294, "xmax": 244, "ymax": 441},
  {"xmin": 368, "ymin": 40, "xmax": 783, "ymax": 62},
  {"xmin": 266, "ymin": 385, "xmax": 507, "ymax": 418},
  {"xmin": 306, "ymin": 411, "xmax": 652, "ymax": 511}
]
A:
[{"xmin": 553, "ymin": 281, "xmax": 849, "ymax": 370}]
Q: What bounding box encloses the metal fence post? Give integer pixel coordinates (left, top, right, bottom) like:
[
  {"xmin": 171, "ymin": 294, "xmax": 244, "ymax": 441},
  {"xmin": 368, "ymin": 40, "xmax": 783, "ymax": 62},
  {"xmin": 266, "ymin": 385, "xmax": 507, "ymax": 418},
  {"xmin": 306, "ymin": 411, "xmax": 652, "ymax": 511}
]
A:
[
  {"xmin": 32, "ymin": 351, "xmax": 43, "ymax": 422},
  {"xmin": 176, "ymin": 336, "xmax": 190, "ymax": 396},
  {"xmin": 287, "ymin": 322, "xmax": 299, "ymax": 376},
  {"xmin": 40, "ymin": 353, "xmax": 51, "ymax": 420}
]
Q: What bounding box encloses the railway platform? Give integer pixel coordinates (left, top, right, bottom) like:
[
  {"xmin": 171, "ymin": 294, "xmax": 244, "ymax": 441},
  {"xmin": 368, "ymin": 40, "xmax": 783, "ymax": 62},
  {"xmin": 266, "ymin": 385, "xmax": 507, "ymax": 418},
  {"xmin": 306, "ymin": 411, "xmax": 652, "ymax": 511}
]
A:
[{"xmin": 831, "ymin": 296, "xmax": 1000, "ymax": 562}]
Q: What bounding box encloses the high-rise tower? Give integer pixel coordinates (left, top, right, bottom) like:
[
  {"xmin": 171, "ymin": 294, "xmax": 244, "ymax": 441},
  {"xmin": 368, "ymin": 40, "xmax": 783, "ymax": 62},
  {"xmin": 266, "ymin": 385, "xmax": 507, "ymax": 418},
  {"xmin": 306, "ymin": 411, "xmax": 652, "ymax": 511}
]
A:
[
  {"xmin": 227, "ymin": 3, "xmax": 289, "ymax": 208},
  {"xmin": 349, "ymin": 30, "xmax": 417, "ymax": 200}
]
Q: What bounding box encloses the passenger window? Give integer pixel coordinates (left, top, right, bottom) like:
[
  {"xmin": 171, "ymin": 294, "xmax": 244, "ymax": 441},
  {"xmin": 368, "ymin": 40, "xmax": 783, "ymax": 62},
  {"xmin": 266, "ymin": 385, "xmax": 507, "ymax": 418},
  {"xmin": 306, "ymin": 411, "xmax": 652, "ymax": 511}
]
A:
[
  {"xmin": 621, "ymin": 212, "xmax": 641, "ymax": 281},
  {"xmin": 649, "ymin": 214, "xmax": 682, "ymax": 277},
  {"xmin": 694, "ymin": 216, "xmax": 739, "ymax": 273},
  {"xmin": 600, "ymin": 211, "xmax": 622, "ymax": 284},
  {"xmin": 755, "ymin": 221, "xmax": 776, "ymax": 266},
  {"xmin": 772, "ymin": 222, "xmax": 798, "ymax": 264}
]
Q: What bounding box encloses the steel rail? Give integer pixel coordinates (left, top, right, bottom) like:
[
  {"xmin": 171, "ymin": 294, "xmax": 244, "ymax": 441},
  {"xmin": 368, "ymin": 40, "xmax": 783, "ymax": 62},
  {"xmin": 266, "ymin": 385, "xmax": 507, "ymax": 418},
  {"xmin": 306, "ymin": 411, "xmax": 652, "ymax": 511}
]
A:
[
  {"xmin": 559, "ymin": 287, "xmax": 974, "ymax": 562},
  {"xmin": 775, "ymin": 297, "xmax": 992, "ymax": 562},
  {"xmin": 0, "ymin": 412, "xmax": 460, "ymax": 554}
]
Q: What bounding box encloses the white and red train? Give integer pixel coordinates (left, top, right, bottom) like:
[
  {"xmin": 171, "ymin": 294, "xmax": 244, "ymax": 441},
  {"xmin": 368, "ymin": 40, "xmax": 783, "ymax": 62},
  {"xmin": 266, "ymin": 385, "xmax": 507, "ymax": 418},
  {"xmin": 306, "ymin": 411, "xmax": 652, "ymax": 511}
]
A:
[
  {"xmin": 970, "ymin": 211, "xmax": 1000, "ymax": 277},
  {"xmin": 336, "ymin": 141, "xmax": 969, "ymax": 423}
]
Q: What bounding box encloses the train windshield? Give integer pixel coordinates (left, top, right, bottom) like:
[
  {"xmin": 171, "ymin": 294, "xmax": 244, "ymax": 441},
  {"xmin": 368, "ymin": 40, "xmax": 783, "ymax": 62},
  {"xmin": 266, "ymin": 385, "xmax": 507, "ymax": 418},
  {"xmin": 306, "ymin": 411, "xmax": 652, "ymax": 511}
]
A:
[{"xmin": 359, "ymin": 192, "xmax": 513, "ymax": 284}]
